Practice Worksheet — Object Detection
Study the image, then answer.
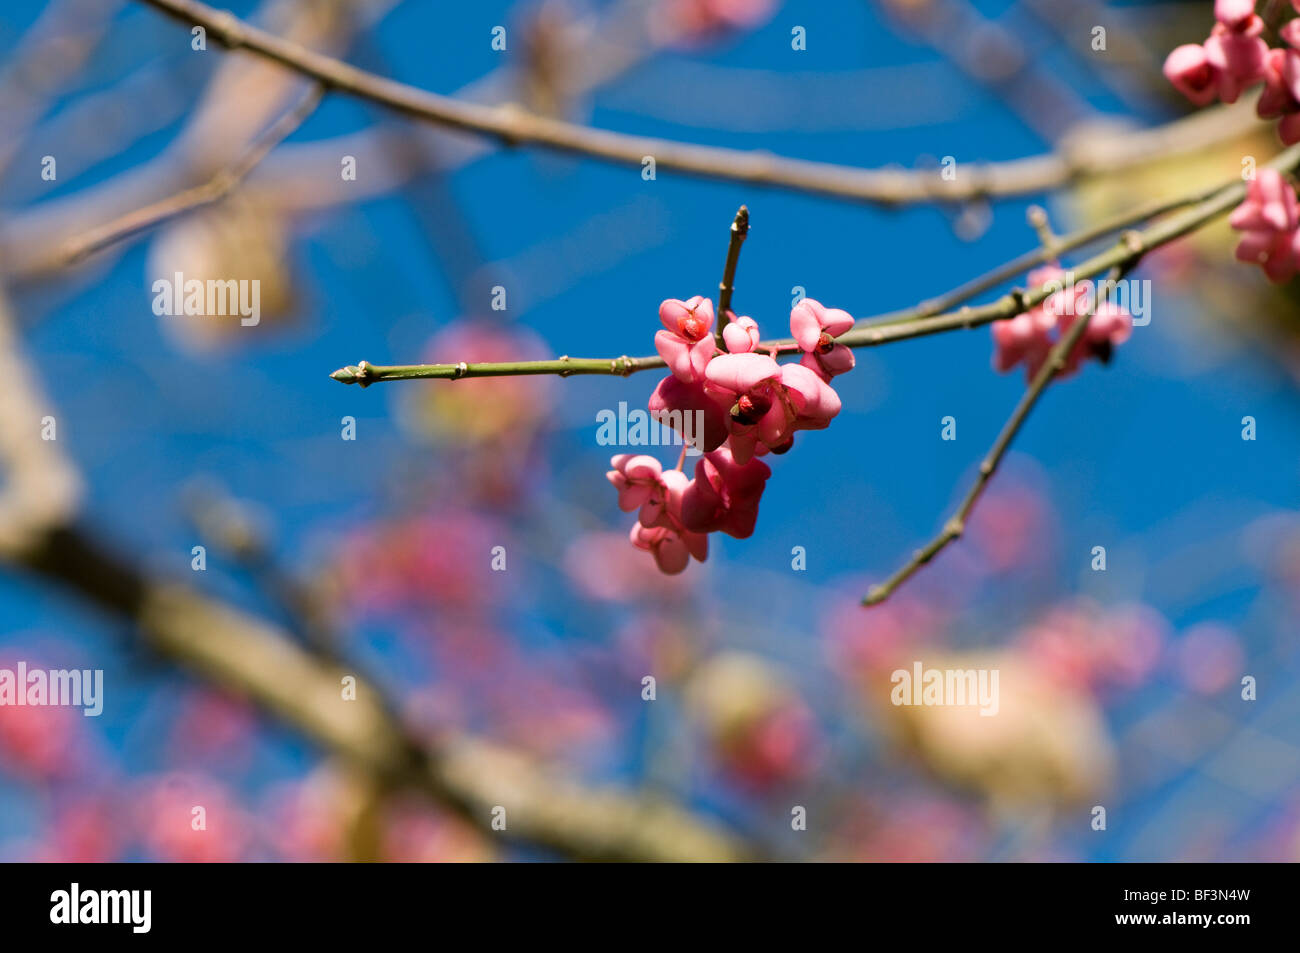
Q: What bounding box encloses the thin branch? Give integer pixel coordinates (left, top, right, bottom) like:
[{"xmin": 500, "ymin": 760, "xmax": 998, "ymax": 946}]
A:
[
  {"xmin": 331, "ymin": 355, "xmax": 660, "ymax": 386},
  {"xmin": 861, "ymin": 185, "xmax": 1221, "ymax": 329},
  {"xmin": 330, "ymin": 147, "xmax": 1298, "ymax": 386},
  {"xmin": 10, "ymin": 525, "xmax": 758, "ymax": 861},
  {"xmin": 862, "ymin": 262, "xmax": 1132, "ymax": 607},
  {"xmin": 136, "ymin": 0, "xmax": 1264, "ymax": 207},
  {"xmin": 715, "ymin": 204, "xmax": 749, "ymax": 347},
  {"xmin": 59, "ymin": 82, "xmax": 325, "ymax": 265},
  {"xmin": 855, "ymin": 145, "xmax": 1300, "ymax": 606}
]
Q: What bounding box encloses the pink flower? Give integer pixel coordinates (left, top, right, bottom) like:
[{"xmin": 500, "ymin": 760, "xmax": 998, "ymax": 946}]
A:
[
  {"xmin": 789, "ymin": 297, "xmax": 856, "ymax": 380},
  {"xmin": 721, "ymin": 313, "xmax": 761, "ymax": 353},
  {"xmin": 704, "ymin": 353, "xmax": 842, "ymax": 462},
  {"xmin": 656, "ymin": 296, "xmax": 716, "ymax": 381},
  {"xmin": 612, "ymin": 457, "xmax": 709, "ymax": 574},
  {"xmin": 629, "ymin": 520, "xmax": 707, "ymax": 574},
  {"xmin": 778, "ymin": 362, "xmax": 843, "ymax": 431},
  {"xmin": 991, "ymin": 266, "xmax": 1132, "ymax": 379},
  {"xmin": 1215, "ymin": 0, "xmax": 1258, "ymax": 33},
  {"xmin": 1230, "ymin": 168, "xmax": 1300, "ymax": 232},
  {"xmin": 991, "ymin": 312, "xmax": 1054, "ymax": 375},
  {"xmin": 1205, "ymin": 23, "xmax": 1268, "ymax": 103},
  {"xmin": 607, "ymin": 454, "xmax": 673, "ymax": 527},
  {"xmin": 1280, "ymin": 112, "xmax": 1300, "ymax": 145},
  {"xmin": 1284, "ymin": 18, "xmax": 1300, "ymax": 51},
  {"xmin": 647, "ymin": 373, "xmax": 731, "ymax": 452},
  {"xmin": 1062, "ymin": 300, "xmax": 1132, "ymax": 375},
  {"xmin": 680, "ymin": 446, "xmax": 771, "ymax": 538},
  {"xmin": 702, "ymin": 352, "xmax": 782, "ymax": 461},
  {"xmin": 1164, "ymin": 44, "xmax": 1219, "ymax": 106},
  {"xmin": 1230, "ymin": 168, "xmax": 1300, "ymax": 282},
  {"xmin": 990, "ymin": 266, "xmax": 1065, "ymax": 377},
  {"xmin": 1257, "ymin": 48, "xmax": 1299, "ymax": 117}
]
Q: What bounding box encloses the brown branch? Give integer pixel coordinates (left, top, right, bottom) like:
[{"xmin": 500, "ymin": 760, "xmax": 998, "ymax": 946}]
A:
[
  {"xmin": 13, "ymin": 527, "xmax": 757, "ymax": 861},
  {"xmin": 330, "ymin": 149, "xmax": 1290, "ymax": 386},
  {"xmin": 136, "ymin": 0, "xmax": 1265, "ymax": 207}
]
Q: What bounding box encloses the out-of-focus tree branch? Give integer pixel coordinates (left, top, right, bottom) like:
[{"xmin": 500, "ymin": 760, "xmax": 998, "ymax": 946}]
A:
[
  {"xmin": 0, "ymin": 285, "xmax": 758, "ymax": 863},
  {"xmin": 58, "ymin": 82, "xmax": 325, "ymax": 265},
  {"xmin": 329, "ymin": 153, "xmax": 1284, "ymax": 387},
  {"xmin": 134, "ymin": 0, "xmax": 1265, "ymax": 209}
]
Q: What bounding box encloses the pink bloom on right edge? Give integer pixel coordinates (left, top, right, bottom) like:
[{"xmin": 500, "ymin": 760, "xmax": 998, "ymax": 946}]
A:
[
  {"xmin": 1163, "ymin": 2, "xmax": 1268, "ymax": 106},
  {"xmin": 1229, "ymin": 168, "xmax": 1300, "ymax": 282}
]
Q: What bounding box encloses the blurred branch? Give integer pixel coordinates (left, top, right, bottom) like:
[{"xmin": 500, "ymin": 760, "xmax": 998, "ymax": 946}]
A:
[
  {"xmin": 877, "ymin": 0, "xmax": 1092, "ymax": 143},
  {"xmin": 0, "ymin": 296, "xmax": 83, "ymax": 556},
  {"xmin": 330, "ymin": 151, "xmax": 1292, "ymax": 386},
  {"xmin": 0, "ymin": 289, "xmax": 754, "ymax": 862},
  {"xmin": 58, "ymin": 82, "xmax": 324, "ymax": 265},
  {"xmin": 136, "ymin": 0, "xmax": 1265, "ymax": 207},
  {"xmin": 5, "ymin": 0, "xmax": 384, "ymax": 283},
  {"xmin": 0, "ymin": 0, "xmax": 125, "ymax": 181},
  {"xmin": 10, "ymin": 527, "xmax": 756, "ymax": 860}
]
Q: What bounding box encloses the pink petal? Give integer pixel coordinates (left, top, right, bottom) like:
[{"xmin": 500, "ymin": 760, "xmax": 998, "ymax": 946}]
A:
[
  {"xmin": 1216, "ymin": 0, "xmax": 1256, "ymax": 32},
  {"xmin": 655, "ymin": 329, "xmax": 696, "ymax": 382},
  {"xmin": 648, "ymin": 374, "xmax": 731, "ymax": 453},
  {"xmin": 779, "ymin": 362, "xmax": 842, "ymax": 426},
  {"xmin": 652, "ymin": 533, "xmax": 691, "ymax": 574},
  {"xmin": 726, "ymin": 431, "xmax": 761, "ymax": 465},
  {"xmin": 704, "ymin": 352, "xmax": 782, "ymax": 395},
  {"xmin": 688, "ymin": 335, "xmax": 717, "ymax": 380},
  {"xmin": 1280, "ymin": 112, "xmax": 1300, "ymax": 144},
  {"xmin": 658, "ymin": 298, "xmax": 692, "ymax": 334},
  {"xmin": 789, "ymin": 299, "xmax": 824, "ymax": 352},
  {"xmin": 1164, "ymin": 43, "xmax": 1220, "ymax": 106},
  {"xmin": 722, "ymin": 315, "xmax": 761, "ymax": 353},
  {"xmin": 820, "ymin": 306, "xmax": 855, "ymax": 338}
]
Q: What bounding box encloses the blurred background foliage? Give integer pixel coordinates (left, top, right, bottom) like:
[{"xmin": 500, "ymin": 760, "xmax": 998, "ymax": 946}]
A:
[{"xmin": 0, "ymin": 0, "xmax": 1297, "ymax": 861}]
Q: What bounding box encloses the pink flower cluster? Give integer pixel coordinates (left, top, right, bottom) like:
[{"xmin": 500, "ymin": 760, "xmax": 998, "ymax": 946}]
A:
[
  {"xmin": 1164, "ymin": 1, "xmax": 1300, "ymax": 143},
  {"xmin": 1230, "ymin": 167, "xmax": 1300, "ymax": 280},
  {"xmin": 990, "ymin": 267, "xmax": 1133, "ymax": 380},
  {"xmin": 609, "ymin": 295, "xmax": 854, "ymax": 574}
]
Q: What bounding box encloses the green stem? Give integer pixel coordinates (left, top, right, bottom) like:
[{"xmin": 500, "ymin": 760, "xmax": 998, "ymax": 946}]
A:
[
  {"xmin": 715, "ymin": 205, "xmax": 750, "ymax": 348},
  {"xmin": 332, "ymin": 146, "xmax": 1298, "ymax": 387}
]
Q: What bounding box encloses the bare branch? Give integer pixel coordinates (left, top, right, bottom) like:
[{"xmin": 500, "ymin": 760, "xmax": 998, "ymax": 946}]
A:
[
  {"xmin": 136, "ymin": 0, "xmax": 1265, "ymax": 207},
  {"xmin": 330, "ymin": 147, "xmax": 1299, "ymax": 386},
  {"xmin": 716, "ymin": 205, "xmax": 750, "ymax": 347},
  {"xmin": 862, "ymin": 263, "xmax": 1131, "ymax": 607}
]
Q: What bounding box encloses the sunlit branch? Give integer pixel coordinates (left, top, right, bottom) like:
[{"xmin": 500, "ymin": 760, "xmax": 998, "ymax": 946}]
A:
[
  {"xmin": 331, "ymin": 149, "xmax": 1297, "ymax": 386},
  {"xmin": 138, "ymin": 0, "xmax": 1263, "ymax": 207}
]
